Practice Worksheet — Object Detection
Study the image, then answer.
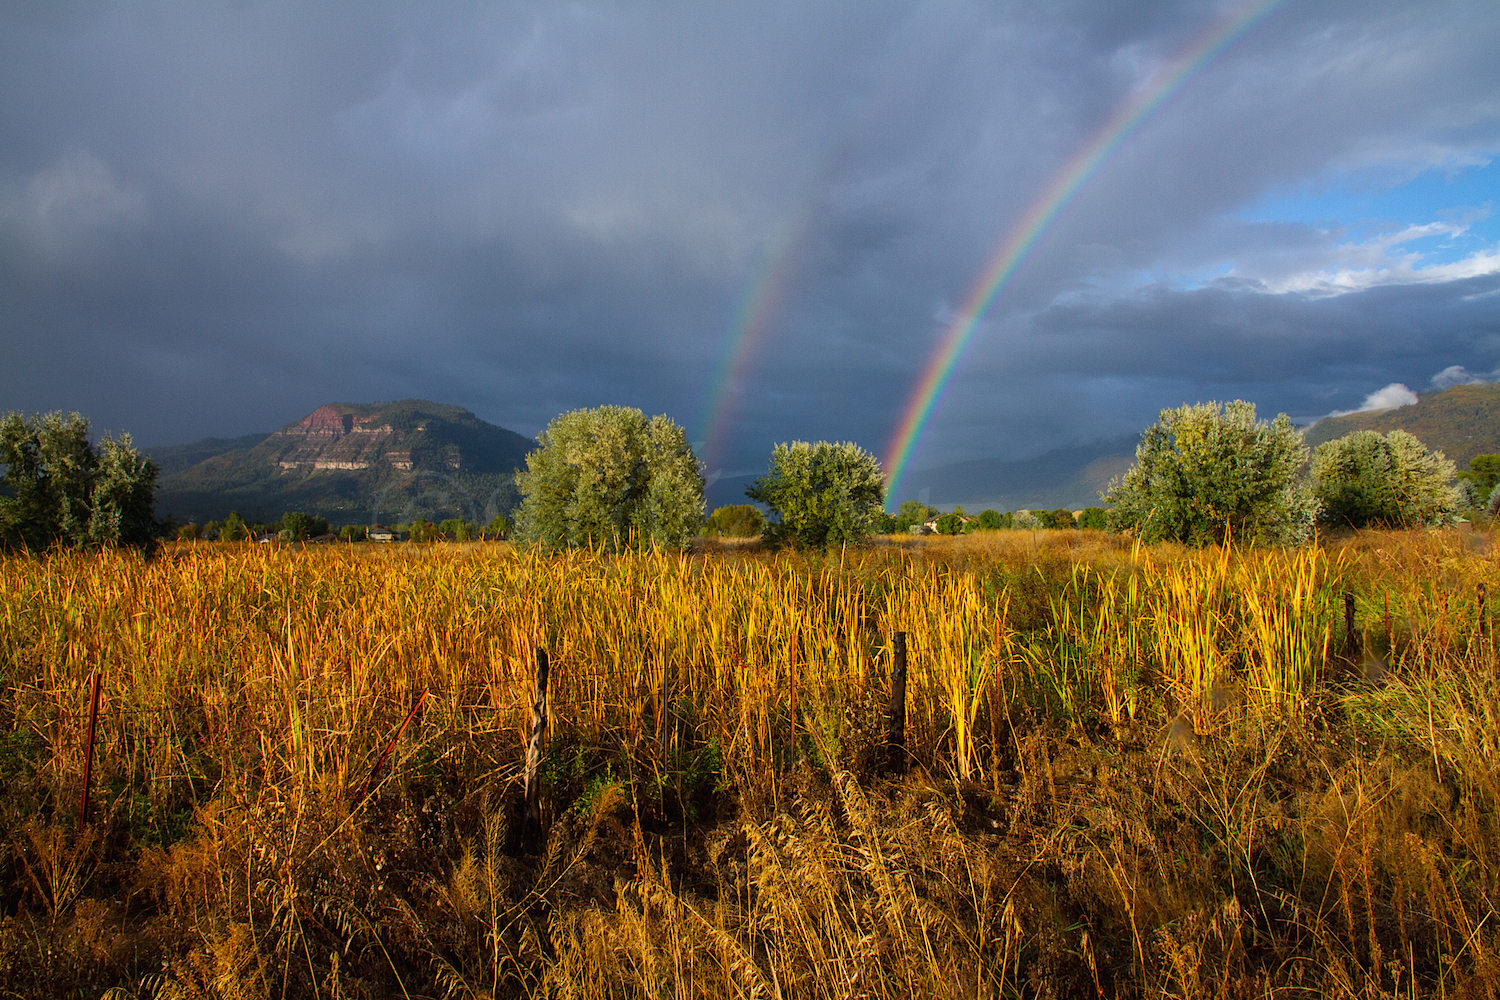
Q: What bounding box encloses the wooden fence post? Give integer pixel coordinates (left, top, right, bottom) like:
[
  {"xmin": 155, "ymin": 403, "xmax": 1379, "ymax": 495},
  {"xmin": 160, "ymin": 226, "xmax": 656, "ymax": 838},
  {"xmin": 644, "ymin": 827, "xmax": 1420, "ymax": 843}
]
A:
[
  {"xmin": 524, "ymin": 648, "xmax": 550, "ymax": 837},
  {"xmin": 887, "ymin": 632, "xmax": 907, "ymax": 774},
  {"xmin": 659, "ymin": 638, "xmax": 671, "ymax": 770},
  {"xmin": 788, "ymin": 631, "xmax": 798, "ymax": 767},
  {"xmin": 79, "ymin": 669, "xmax": 102, "ymax": 825},
  {"xmin": 1479, "ymin": 583, "xmax": 1488, "ymax": 638},
  {"xmin": 1344, "ymin": 592, "xmax": 1358, "ymax": 657}
]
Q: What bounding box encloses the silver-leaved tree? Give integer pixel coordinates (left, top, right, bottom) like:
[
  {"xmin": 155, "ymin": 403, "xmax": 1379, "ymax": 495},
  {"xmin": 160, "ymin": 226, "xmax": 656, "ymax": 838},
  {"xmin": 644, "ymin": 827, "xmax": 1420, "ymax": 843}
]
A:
[
  {"xmin": 514, "ymin": 405, "xmax": 704, "ymax": 551},
  {"xmin": 1105, "ymin": 400, "xmax": 1319, "ymax": 546},
  {"xmin": 1310, "ymin": 429, "xmax": 1461, "ymax": 528},
  {"xmin": 746, "ymin": 440, "xmax": 885, "ymax": 549},
  {"xmin": 0, "ymin": 411, "xmax": 159, "ymax": 553}
]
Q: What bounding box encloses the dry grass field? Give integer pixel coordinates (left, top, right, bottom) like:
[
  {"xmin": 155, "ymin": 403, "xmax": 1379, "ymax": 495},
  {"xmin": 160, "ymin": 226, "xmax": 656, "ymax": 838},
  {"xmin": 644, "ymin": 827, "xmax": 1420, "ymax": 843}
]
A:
[{"xmin": 4, "ymin": 529, "xmax": 1500, "ymax": 998}]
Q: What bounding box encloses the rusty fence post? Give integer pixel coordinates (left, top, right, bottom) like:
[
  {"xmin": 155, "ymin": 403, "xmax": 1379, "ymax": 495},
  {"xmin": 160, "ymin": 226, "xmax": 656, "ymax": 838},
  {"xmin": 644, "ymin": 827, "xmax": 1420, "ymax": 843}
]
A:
[
  {"xmin": 887, "ymin": 632, "xmax": 907, "ymax": 774},
  {"xmin": 79, "ymin": 669, "xmax": 103, "ymax": 825},
  {"xmin": 524, "ymin": 648, "xmax": 550, "ymax": 837}
]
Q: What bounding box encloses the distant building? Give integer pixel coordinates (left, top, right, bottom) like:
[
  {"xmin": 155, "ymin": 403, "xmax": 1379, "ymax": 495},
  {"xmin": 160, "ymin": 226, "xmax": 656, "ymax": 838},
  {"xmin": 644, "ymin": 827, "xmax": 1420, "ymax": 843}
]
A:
[
  {"xmin": 368, "ymin": 525, "xmax": 406, "ymax": 543},
  {"xmin": 922, "ymin": 512, "xmax": 976, "ymax": 534}
]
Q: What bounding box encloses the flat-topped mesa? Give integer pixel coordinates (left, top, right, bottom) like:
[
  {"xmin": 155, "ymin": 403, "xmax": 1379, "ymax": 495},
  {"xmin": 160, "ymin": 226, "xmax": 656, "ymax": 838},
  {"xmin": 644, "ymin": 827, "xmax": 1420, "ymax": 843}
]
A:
[
  {"xmin": 288, "ymin": 405, "xmax": 355, "ymax": 441},
  {"xmin": 152, "ymin": 399, "xmax": 536, "ymax": 522}
]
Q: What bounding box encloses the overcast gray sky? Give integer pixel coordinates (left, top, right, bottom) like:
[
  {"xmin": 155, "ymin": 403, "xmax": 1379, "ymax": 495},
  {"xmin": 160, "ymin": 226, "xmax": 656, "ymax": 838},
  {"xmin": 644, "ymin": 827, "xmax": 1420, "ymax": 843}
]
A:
[{"xmin": 2, "ymin": 0, "xmax": 1497, "ymax": 497}]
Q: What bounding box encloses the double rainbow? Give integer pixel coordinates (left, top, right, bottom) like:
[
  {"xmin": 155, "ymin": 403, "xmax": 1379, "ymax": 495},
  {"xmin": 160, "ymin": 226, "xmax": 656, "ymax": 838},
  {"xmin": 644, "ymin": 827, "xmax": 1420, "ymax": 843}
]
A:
[{"xmin": 882, "ymin": 0, "xmax": 1287, "ymax": 504}]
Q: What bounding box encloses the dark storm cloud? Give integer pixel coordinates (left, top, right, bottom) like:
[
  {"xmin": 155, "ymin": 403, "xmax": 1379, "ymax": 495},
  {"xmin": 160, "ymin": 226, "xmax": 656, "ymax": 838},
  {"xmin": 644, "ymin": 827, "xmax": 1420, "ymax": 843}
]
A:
[{"xmin": 1, "ymin": 1, "xmax": 1497, "ymax": 483}]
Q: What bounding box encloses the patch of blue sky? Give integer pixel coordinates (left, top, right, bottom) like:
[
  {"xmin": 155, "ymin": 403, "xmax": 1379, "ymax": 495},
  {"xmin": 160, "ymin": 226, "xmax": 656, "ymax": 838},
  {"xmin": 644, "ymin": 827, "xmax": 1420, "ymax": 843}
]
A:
[{"xmin": 1239, "ymin": 157, "xmax": 1498, "ymax": 267}]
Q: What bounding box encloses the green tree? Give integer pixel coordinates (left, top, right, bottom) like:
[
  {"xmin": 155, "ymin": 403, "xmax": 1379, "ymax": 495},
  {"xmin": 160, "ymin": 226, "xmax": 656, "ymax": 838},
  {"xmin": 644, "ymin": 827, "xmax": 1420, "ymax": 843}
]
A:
[
  {"xmin": 438, "ymin": 517, "xmax": 477, "ymax": 541},
  {"xmin": 1105, "ymin": 400, "xmax": 1317, "ymax": 546},
  {"xmin": 891, "ymin": 499, "xmax": 938, "ymax": 533},
  {"xmin": 746, "ymin": 441, "xmax": 885, "ymax": 550},
  {"xmin": 0, "ymin": 411, "xmax": 158, "ymax": 552},
  {"xmin": 1078, "ymin": 506, "xmax": 1108, "ymax": 530},
  {"xmin": 705, "ymin": 504, "xmax": 766, "ymax": 538},
  {"xmin": 515, "ymin": 406, "xmax": 704, "ymax": 552},
  {"xmin": 220, "ymin": 512, "xmax": 249, "ymax": 542},
  {"xmin": 1047, "ymin": 509, "xmax": 1077, "ymax": 530},
  {"xmin": 975, "ymin": 509, "xmax": 1002, "ymax": 530},
  {"xmin": 407, "ymin": 518, "xmax": 439, "ymax": 543},
  {"xmin": 280, "ymin": 511, "xmax": 329, "ymax": 541},
  {"xmin": 1459, "ymin": 454, "xmax": 1500, "ymax": 504},
  {"xmin": 934, "ymin": 512, "xmax": 963, "ymax": 535},
  {"xmin": 1311, "ymin": 430, "xmax": 1460, "ymax": 528},
  {"xmin": 338, "ymin": 524, "xmax": 366, "ymax": 542}
]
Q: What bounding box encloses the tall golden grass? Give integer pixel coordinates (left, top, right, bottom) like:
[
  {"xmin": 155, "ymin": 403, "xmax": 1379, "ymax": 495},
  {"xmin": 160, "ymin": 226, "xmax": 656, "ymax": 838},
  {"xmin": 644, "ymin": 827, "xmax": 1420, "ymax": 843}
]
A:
[{"xmin": 2, "ymin": 528, "xmax": 1499, "ymax": 997}]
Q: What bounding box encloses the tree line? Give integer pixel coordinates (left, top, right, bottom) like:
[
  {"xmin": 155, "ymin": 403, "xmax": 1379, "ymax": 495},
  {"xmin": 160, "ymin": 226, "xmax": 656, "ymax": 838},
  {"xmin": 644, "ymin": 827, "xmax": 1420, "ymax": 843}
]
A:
[
  {"xmin": 2, "ymin": 400, "xmax": 1486, "ymax": 556},
  {"xmin": 172, "ymin": 513, "xmax": 512, "ymax": 543}
]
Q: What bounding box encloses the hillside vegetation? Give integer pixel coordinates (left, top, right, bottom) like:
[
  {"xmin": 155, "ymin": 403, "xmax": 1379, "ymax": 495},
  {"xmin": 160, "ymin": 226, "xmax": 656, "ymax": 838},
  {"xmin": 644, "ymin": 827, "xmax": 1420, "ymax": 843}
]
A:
[{"xmin": 5, "ymin": 531, "xmax": 1500, "ymax": 997}]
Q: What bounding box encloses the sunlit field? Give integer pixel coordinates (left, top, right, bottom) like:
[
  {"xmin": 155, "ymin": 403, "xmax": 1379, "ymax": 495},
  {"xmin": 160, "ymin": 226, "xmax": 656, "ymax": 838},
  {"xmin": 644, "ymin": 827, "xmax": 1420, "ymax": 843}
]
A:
[{"xmin": 5, "ymin": 529, "xmax": 1500, "ymax": 998}]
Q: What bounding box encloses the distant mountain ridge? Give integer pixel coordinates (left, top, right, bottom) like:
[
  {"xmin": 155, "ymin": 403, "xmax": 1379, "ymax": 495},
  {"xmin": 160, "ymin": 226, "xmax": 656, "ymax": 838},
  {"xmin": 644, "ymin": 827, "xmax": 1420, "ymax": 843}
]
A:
[
  {"xmin": 147, "ymin": 433, "xmax": 269, "ymax": 476},
  {"xmin": 150, "ymin": 400, "xmax": 532, "ymax": 525},
  {"xmin": 899, "ymin": 438, "xmax": 1138, "ymax": 512},
  {"xmin": 1303, "ymin": 382, "xmax": 1500, "ymax": 469}
]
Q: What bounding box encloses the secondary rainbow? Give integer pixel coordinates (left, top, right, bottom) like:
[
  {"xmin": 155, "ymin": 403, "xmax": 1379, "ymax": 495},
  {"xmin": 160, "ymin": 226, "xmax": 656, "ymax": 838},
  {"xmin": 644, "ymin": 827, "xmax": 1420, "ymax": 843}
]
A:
[
  {"xmin": 696, "ymin": 44, "xmax": 923, "ymax": 477},
  {"xmin": 695, "ymin": 224, "xmax": 802, "ymax": 476},
  {"xmin": 883, "ymin": 0, "xmax": 1287, "ymax": 504}
]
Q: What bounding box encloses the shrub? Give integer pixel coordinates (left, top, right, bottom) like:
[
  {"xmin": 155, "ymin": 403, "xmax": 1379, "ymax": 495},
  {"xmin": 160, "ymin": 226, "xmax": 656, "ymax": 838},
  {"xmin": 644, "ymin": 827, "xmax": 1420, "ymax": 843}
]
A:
[
  {"xmin": 1105, "ymin": 400, "xmax": 1317, "ymax": 546},
  {"xmin": 1311, "ymin": 429, "xmax": 1460, "ymax": 528},
  {"xmin": 1047, "ymin": 508, "xmax": 1077, "ymax": 529},
  {"xmin": 1078, "ymin": 506, "xmax": 1108, "ymax": 530},
  {"xmin": 705, "ymin": 504, "xmax": 766, "ymax": 538},
  {"xmin": 975, "ymin": 509, "xmax": 1003, "ymax": 530},
  {"xmin": 1013, "ymin": 510, "xmax": 1043, "ymax": 530}
]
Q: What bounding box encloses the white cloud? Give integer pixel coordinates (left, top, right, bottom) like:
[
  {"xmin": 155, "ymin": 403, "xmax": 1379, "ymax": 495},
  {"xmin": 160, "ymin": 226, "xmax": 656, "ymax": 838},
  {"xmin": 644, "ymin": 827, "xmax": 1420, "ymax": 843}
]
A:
[
  {"xmin": 1429, "ymin": 364, "xmax": 1492, "ymax": 389},
  {"xmin": 1328, "ymin": 382, "xmax": 1418, "ymax": 417},
  {"xmin": 1237, "ymin": 223, "xmax": 1500, "ymax": 298}
]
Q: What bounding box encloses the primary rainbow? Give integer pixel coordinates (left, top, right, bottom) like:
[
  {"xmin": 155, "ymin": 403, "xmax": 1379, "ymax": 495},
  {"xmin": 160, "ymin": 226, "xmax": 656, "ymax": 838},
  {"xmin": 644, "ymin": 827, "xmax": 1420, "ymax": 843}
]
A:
[{"xmin": 883, "ymin": 0, "xmax": 1287, "ymax": 505}]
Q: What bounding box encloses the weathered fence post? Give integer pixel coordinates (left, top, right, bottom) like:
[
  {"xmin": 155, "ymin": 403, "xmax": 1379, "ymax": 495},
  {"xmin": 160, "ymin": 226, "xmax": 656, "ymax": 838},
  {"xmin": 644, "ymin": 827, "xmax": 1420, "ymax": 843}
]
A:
[
  {"xmin": 79, "ymin": 669, "xmax": 102, "ymax": 825},
  {"xmin": 1344, "ymin": 592, "xmax": 1358, "ymax": 657},
  {"xmin": 788, "ymin": 630, "xmax": 798, "ymax": 767},
  {"xmin": 887, "ymin": 632, "xmax": 907, "ymax": 774},
  {"xmin": 659, "ymin": 638, "xmax": 671, "ymax": 770},
  {"xmin": 524, "ymin": 648, "xmax": 550, "ymax": 837},
  {"xmin": 1479, "ymin": 583, "xmax": 1488, "ymax": 638}
]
